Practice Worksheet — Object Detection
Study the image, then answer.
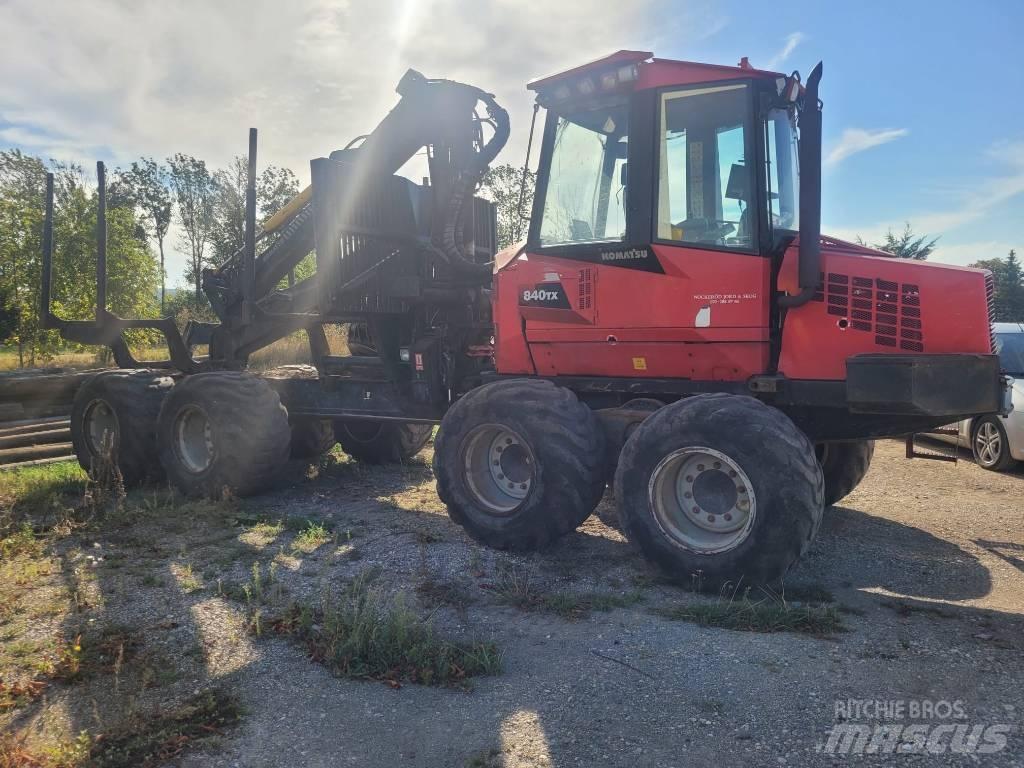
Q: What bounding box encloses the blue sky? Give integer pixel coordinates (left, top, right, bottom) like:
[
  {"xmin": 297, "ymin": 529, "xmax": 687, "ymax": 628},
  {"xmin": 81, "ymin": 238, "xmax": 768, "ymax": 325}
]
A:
[
  {"xmin": 0, "ymin": 0, "xmax": 1020, "ymax": 281},
  {"xmin": 680, "ymin": 0, "xmax": 1024, "ymax": 262}
]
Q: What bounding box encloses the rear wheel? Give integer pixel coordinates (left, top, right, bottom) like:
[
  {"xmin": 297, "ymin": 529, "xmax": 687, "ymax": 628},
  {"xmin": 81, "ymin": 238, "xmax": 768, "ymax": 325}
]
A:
[
  {"xmin": 615, "ymin": 393, "xmax": 823, "ymax": 588},
  {"xmin": 434, "ymin": 379, "xmax": 606, "ymax": 550},
  {"xmin": 817, "ymin": 440, "xmax": 875, "ymax": 506},
  {"xmin": 972, "ymin": 417, "xmax": 1016, "ymax": 471},
  {"xmin": 70, "ymin": 369, "xmax": 173, "ymax": 486},
  {"xmin": 289, "ymin": 419, "xmax": 336, "ymax": 459},
  {"xmin": 334, "ymin": 421, "xmax": 432, "ymax": 464},
  {"xmin": 157, "ymin": 373, "xmax": 290, "ymax": 497}
]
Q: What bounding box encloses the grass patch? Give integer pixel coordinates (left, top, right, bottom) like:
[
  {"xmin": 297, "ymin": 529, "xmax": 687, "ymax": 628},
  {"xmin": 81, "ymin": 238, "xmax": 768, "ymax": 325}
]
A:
[
  {"xmin": 653, "ymin": 595, "xmax": 843, "ymax": 635},
  {"xmin": 0, "ymin": 461, "xmax": 87, "ymax": 534},
  {"xmin": 272, "ymin": 573, "xmax": 501, "ymax": 688},
  {"xmin": 493, "ymin": 563, "xmax": 642, "ymax": 620},
  {"xmin": 88, "ymin": 687, "xmax": 242, "ymax": 767},
  {"xmin": 291, "ymin": 520, "xmax": 332, "ymax": 553},
  {"xmin": 0, "ymin": 688, "xmax": 240, "ymax": 767}
]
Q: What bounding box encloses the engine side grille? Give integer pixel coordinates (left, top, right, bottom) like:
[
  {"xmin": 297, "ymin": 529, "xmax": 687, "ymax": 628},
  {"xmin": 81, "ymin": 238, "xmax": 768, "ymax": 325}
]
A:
[
  {"xmin": 578, "ymin": 269, "xmax": 593, "ymax": 310},
  {"xmin": 813, "ymin": 273, "xmax": 927, "ymax": 351}
]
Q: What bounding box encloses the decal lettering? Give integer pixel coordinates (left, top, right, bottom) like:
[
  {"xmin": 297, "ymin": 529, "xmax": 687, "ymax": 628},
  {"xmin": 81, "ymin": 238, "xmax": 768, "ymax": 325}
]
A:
[
  {"xmin": 693, "ymin": 292, "xmax": 759, "ymax": 305},
  {"xmin": 600, "ymin": 247, "xmax": 648, "ymax": 263},
  {"xmin": 518, "ymin": 281, "xmax": 571, "ymax": 309}
]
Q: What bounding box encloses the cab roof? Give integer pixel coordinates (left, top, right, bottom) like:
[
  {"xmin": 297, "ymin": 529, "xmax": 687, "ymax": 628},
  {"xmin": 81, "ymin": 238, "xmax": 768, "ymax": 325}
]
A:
[{"xmin": 527, "ymin": 50, "xmax": 783, "ymax": 93}]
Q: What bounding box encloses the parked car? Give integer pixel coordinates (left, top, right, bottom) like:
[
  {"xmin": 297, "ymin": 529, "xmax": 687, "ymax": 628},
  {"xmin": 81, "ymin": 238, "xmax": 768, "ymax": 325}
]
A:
[{"xmin": 932, "ymin": 322, "xmax": 1024, "ymax": 470}]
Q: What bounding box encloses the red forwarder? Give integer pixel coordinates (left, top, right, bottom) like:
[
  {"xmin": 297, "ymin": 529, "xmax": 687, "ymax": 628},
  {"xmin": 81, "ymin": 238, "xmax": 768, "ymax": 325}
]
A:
[{"xmin": 44, "ymin": 52, "xmax": 1009, "ymax": 586}]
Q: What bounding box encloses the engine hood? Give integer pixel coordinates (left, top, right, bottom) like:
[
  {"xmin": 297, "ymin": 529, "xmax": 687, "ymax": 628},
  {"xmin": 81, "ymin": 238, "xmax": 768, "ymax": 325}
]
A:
[{"xmin": 777, "ymin": 234, "xmax": 995, "ymax": 380}]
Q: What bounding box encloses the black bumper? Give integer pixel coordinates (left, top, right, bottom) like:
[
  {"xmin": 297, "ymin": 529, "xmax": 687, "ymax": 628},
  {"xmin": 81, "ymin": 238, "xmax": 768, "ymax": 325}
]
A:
[{"xmin": 845, "ymin": 353, "xmax": 1004, "ymax": 417}]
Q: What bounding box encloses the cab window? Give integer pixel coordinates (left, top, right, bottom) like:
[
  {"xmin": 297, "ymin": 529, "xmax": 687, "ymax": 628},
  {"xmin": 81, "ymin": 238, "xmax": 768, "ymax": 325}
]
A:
[
  {"xmin": 656, "ymin": 84, "xmax": 755, "ymax": 250},
  {"xmin": 537, "ymin": 104, "xmax": 629, "ymax": 246}
]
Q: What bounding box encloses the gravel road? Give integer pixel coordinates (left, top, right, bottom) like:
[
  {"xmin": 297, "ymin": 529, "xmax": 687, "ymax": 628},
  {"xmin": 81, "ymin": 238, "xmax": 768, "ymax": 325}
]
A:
[{"xmin": 160, "ymin": 439, "xmax": 1023, "ymax": 768}]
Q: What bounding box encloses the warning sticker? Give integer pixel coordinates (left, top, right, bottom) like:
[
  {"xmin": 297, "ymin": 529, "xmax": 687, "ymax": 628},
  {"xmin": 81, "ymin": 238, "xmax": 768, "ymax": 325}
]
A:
[{"xmin": 632, "ymin": 357, "xmax": 648, "ymax": 371}]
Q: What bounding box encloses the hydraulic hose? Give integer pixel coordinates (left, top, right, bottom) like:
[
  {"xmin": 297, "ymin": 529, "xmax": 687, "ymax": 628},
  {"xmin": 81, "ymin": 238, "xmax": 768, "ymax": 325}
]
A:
[{"xmin": 439, "ymin": 89, "xmax": 510, "ymax": 279}]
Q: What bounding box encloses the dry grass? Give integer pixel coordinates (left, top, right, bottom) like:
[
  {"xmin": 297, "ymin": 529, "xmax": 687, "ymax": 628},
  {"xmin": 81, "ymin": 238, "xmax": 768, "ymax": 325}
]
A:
[
  {"xmin": 0, "ymin": 324, "xmax": 350, "ymax": 372},
  {"xmin": 271, "ymin": 573, "xmax": 502, "ymax": 688},
  {"xmin": 652, "ymin": 592, "xmax": 843, "ymax": 635}
]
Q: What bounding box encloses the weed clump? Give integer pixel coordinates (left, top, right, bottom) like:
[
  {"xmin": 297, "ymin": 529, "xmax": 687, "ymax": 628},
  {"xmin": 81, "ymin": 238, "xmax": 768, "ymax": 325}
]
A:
[{"xmin": 274, "ymin": 573, "xmax": 501, "ymax": 687}]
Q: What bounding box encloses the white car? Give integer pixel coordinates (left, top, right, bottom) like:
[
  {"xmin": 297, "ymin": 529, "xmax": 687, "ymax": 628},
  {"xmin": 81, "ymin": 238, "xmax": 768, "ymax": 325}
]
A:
[{"xmin": 933, "ymin": 322, "xmax": 1024, "ymax": 470}]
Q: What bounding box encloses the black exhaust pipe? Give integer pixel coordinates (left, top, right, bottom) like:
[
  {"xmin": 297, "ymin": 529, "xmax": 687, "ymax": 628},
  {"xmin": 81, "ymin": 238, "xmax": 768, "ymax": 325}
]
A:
[{"xmin": 779, "ymin": 61, "xmax": 823, "ymax": 308}]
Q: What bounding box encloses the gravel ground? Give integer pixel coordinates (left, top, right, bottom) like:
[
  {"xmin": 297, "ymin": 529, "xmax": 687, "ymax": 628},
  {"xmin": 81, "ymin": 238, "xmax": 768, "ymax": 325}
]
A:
[
  {"xmin": 182, "ymin": 440, "xmax": 1024, "ymax": 768},
  {"xmin": 9, "ymin": 439, "xmax": 1023, "ymax": 766}
]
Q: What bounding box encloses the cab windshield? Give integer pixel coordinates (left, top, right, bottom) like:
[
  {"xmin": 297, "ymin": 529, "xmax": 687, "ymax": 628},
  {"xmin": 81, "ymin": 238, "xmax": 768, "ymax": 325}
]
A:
[{"xmin": 536, "ymin": 103, "xmax": 629, "ymax": 246}]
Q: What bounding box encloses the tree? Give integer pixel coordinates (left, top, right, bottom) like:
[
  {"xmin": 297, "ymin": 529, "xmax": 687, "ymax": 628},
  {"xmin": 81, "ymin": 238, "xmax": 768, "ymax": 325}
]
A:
[
  {"xmin": 208, "ymin": 157, "xmax": 300, "ymax": 266},
  {"xmin": 167, "ymin": 154, "xmax": 214, "ymax": 303},
  {"xmin": 860, "ymin": 223, "xmax": 938, "ymax": 260},
  {"xmin": 480, "ymin": 163, "xmax": 536, "ymax": 249},
  {"xmin": 0, "ymin": 151, "xmax": 158, "ymax": 366},
  {"xmin": 116, "ymin": 159, "xmax": 172, "ymax": 313},
  {"xmin": 971, "ymin": 250, "xmax": 1024, "ymax": 322},
  {"xmin": 0, "ymin": 150, "xmax": 49, "ymax": 366}
]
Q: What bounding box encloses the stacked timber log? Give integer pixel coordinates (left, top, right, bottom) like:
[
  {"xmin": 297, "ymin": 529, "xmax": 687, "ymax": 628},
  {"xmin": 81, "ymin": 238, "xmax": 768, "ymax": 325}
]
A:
[{"xmin": 0, "ymin": 367, "xmax": 103, "ymax": 469}]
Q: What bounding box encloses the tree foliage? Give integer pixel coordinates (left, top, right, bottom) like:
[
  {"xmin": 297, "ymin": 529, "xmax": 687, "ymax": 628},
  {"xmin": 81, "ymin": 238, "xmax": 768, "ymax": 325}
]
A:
[
  {"xmin": 0, "ymin": 150, "xmax": 159, "ymax": 366},
  {"xmin": 861, "ymin": 223, "xmax": 938, "ymax": 260},
  {"xmin": 115, "ymin": 159, "xmax": 172, "ymax": 311},
  {"xmin": 971, "ymin": 250, "xmax": 1024, "ymax": 322},
  {"xmin": 208, "ymin": 157, "xmax": 300, "ymax": 266},
  {"xmin": 168, "ymin": 154, "xmax": 215, "ymax": 303},
  {"xmin": 480, "ymin": 163, "xmax": 535, "ymax": 250}
]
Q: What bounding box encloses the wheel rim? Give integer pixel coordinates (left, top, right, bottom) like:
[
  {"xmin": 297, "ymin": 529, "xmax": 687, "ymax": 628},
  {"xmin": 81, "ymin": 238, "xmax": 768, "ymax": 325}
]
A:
[
  {"xmin": 173, "ymin": 405, "xmax": 215, "ymax": 474},
  {"xmin": 461, "ymin": 424, "xmax": 534, "ymax": 515},
  {"xmin": 975, "ymin": 422, "xmax": 1002, "ymax": 467},
  {"xmin": 648, "ymin": 446, "xmax": 756, "ymax": 554},
  {"xmin": 83, "ymin": 398, "xmax": 118, "ymax": 456}
]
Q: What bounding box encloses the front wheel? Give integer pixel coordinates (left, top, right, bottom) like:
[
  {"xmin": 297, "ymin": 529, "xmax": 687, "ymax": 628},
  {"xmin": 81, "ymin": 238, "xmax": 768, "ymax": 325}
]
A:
[
  {"xmin": 434, "ymin": 379, "xmax": 606, "ymax": 550},
  {"xmin": 615, "ymin": 394, "xmax": 823, "ymax": 588},
  {"xmin": 972, "ymin": 417, "xmax": 1016, "ymax": 471}
]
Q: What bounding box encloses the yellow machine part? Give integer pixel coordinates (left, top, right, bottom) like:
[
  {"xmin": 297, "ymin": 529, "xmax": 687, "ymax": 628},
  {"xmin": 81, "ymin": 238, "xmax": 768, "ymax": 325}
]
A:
[{"xmin": 261, "ymin": 185, "xmax": 312, "ymax": 234}]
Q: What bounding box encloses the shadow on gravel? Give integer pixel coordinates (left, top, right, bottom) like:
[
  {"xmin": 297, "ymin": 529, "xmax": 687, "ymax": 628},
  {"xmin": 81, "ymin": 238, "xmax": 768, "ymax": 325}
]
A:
[
  {"xmin": 974, "ymin": 538, "xmax": 1024, "ymax": 576},
  {"xmin": 917, "ymin": 437, "xmax": 1024, "ymax": 479},
  {"xmin": 813, "ymin": 506, "xmax": 991, "ymax": 601}
]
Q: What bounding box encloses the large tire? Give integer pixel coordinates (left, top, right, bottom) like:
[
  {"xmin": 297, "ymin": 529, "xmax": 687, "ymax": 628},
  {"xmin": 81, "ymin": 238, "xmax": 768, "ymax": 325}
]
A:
[
  {"xmin": 971, "ymin": 416, "xmax": 1017, "ymax": 471},
  {"xmin": 157, "ymin": 373, "xmax": 290, "ymax": 498},
  {"xmin": 434, "ymin": 379, "xmax": 606, "ymax": 550},
  {"xmin": 70, "ymin": 369, "xmax": 173, "ymax": 486},
  {"xmin": 289, "ymin": 419, "xmax": 336, "ymax": 459},
  {"xmin": 334, "ymin": 421, "xmax": 432, "ymax": 464},
  {"xmin": 615, "ymin": 393, "xmax": 823, "ymax": 588},
  {"xmin": 818, "ymin": 440, "xmax": 875, "ymax": 506}
]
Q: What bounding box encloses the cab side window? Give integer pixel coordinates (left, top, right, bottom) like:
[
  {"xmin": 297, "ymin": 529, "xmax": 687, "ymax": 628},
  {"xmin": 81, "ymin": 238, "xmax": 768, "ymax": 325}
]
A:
[{"xmin": 656, "ymin": 84, "xmax": 754, "ymax": 251}]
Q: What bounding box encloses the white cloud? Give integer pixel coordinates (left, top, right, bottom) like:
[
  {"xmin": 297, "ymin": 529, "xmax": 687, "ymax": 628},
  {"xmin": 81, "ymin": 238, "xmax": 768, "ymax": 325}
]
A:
[
  {"xmin": 825, "ymin": 127, "xmax": 909, "ymax": 167},
  {"xmin": 764, "ymin": 32, "xmax": 804, "ymax": 71},
  {"xmin": 826, "ymin": 140, "xmax": 1024, "ymax": 250},
  {"xmin": 930, "ymin": 240, "xmax": 1018, "ymax": 266},
  {"xmin": 0, "ymin": 0, "xmax": 726, "ymax": 282}
]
